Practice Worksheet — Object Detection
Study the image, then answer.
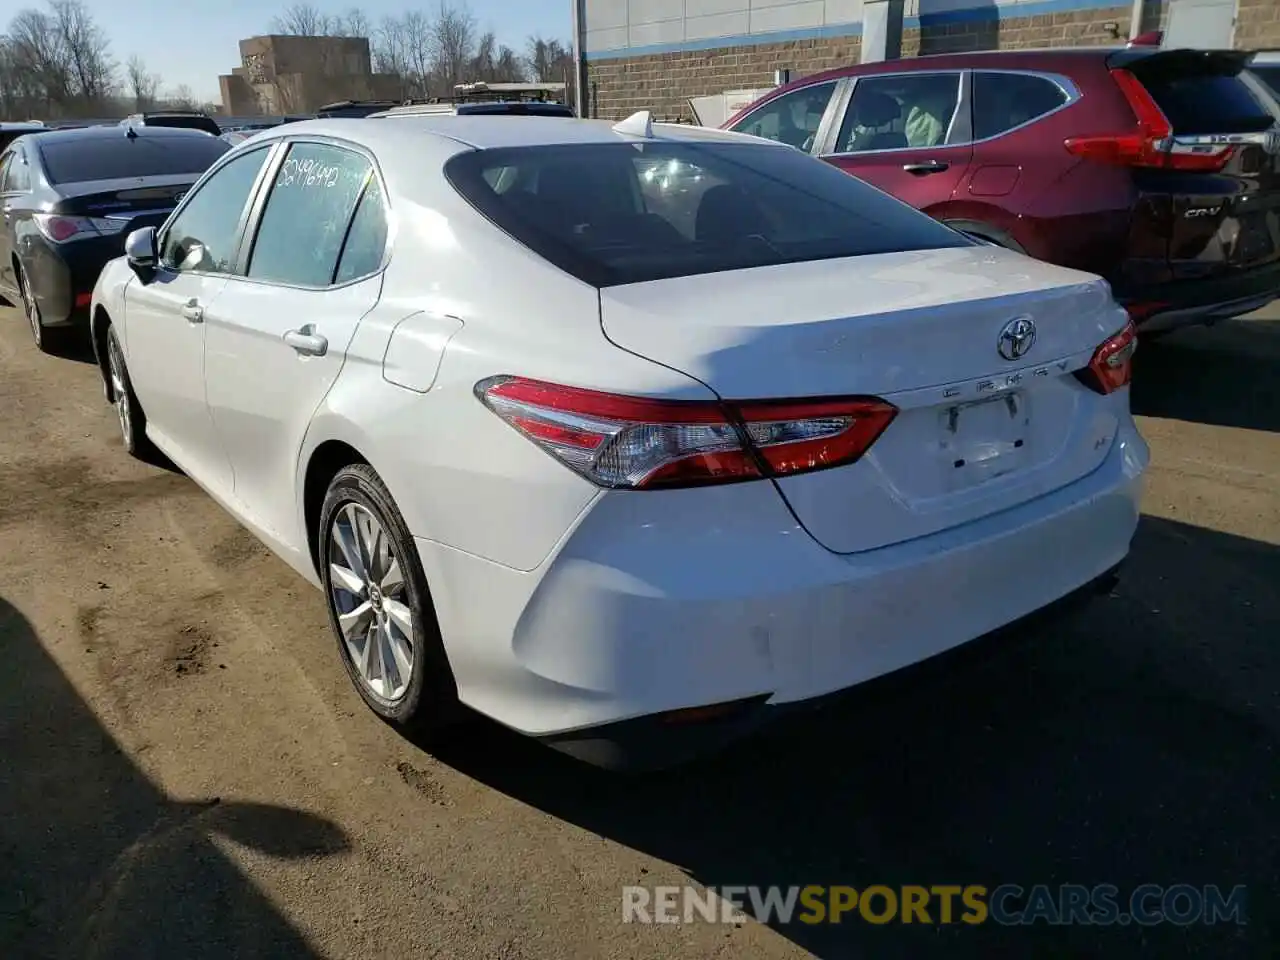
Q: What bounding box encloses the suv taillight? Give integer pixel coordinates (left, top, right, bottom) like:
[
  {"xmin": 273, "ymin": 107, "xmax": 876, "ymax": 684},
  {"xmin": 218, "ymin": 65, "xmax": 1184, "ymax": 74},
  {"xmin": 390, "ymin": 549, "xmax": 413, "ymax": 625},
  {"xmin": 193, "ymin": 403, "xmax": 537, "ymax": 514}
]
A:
[
  {"xmin": 1075, "ymin": 321, "xmax": 1137, "ymax": 395},
  {"xmin": 476, "ymin": 376, "xmax": 898, "ymax": 489},
  {"xmin": 1063, "ymin": 68, "xmax": 1235, "ymax": 172}
]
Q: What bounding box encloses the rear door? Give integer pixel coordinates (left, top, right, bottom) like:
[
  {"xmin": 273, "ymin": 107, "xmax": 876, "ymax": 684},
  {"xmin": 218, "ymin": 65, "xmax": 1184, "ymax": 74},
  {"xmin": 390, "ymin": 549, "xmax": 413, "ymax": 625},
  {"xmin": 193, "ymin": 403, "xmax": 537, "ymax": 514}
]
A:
[
  {"xmin": 1118, "ymin": 50, "xmax": 1280, "ymax": 284},
  {"xmin": 203, "ymin": 139, "xmax": 386, "ymax": 544},
  {"xmin": 820, "ymin": 70, "xmax": 974, "ymax": 216}
]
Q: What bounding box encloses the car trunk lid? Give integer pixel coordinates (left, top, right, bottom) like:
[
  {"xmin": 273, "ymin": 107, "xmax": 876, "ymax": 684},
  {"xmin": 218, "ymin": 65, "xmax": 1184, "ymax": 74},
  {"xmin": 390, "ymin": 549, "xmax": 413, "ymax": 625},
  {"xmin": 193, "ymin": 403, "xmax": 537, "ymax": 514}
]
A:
[
  {"xmin": 52, "ymin": 175, "xmax": 195, "ymax": 233},
  {"xmin": 1106, "ymin": 50, "xmax": 1280, "ymax": 288},
  {"xmin": 599, "ymin": 245, "xmax": 1131, "ymax": 554}
]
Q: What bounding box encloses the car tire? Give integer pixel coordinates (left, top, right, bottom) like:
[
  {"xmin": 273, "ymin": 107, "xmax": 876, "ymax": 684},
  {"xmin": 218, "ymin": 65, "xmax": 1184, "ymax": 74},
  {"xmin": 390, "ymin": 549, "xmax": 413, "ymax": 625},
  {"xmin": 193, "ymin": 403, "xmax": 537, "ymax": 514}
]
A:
[
  {"xmin": 318, "ymin": 464, "xmax": 460, "ymax": 734},
  {"xmin": 105, "ymin": 325, "xmax": 158, "ymax": 461},
  {"xmin": 17, "ymin": 266, "xmax": 68, "ymax": 355}
]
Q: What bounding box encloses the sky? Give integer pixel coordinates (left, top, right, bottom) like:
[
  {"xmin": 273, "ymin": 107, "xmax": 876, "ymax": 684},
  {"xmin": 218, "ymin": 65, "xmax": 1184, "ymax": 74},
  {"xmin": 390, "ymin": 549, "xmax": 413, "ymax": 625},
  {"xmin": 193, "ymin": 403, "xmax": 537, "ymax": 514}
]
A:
[{"xmin": 82, "ymin": 0, "xmax": 570, "ymax": 102}]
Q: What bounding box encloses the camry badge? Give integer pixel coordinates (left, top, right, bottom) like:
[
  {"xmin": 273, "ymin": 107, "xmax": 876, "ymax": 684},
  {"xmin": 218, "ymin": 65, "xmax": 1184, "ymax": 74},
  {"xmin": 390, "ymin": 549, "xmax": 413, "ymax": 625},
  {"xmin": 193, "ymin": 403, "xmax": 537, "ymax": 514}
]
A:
[{"xmin": 997, "ymin": 316, "xmax": 1036, "ymax": 362}]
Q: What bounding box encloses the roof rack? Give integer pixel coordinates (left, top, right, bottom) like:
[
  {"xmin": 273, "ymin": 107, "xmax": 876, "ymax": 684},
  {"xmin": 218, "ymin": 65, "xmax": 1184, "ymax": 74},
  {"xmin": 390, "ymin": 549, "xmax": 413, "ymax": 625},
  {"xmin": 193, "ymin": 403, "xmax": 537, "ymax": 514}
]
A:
[
  {"xmin": 453, "ymin": 81, "xmax": 568, "ymax": 104},
  {"xmin": 317, "ymin": 99, "xmax": 402, "ymax": 111}
]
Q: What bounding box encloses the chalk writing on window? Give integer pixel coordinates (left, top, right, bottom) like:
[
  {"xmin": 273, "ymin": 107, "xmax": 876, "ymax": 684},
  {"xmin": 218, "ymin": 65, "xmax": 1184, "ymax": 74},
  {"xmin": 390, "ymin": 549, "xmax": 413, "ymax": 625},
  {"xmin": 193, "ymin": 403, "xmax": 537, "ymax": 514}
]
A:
[{"xmin": 277, "ymin": 155, "xmax": 342, "ymax": 189}]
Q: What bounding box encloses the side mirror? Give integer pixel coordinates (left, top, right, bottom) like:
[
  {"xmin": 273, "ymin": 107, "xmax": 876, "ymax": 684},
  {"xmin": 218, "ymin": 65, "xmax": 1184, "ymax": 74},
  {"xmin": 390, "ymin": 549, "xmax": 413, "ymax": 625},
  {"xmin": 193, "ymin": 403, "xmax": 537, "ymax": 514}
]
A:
[{"xmin": 125, "ymin": 227, "xmax": 157, "ymax": 278}]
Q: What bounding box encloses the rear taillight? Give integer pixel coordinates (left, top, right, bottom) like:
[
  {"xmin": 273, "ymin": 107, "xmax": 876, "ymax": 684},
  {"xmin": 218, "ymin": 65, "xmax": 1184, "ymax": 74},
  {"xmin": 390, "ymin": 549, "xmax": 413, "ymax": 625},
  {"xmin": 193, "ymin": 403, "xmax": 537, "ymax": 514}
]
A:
[
  {"xmin": 1063, "ymin": 69, "xmax": 1235, "ymax": 172},
  {"xmin": 1075, "ymin": 321, "xmax": 1137, "ymax": 395},
  {"xmin": 31, "ymin": 214, "xmax": 127, "ymax": 243},
  {"xmin": 476, "ymin": 376, "xmax": 897, "ymax": 489}
]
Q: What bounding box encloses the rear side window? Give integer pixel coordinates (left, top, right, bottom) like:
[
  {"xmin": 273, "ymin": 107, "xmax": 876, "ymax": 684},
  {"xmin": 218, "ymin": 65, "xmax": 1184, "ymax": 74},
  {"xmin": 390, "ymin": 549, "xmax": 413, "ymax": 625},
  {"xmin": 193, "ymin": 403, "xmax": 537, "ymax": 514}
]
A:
[
  {"xmin": 445, "ymin": 141, "xmax": 971, "ymax": 287},
  {"xmin": 247, "ymin": 142, "xmax": 373, "ymax": 287},
  {"xmin": 1130, "ymin": 60, "xmax": 1276, "ymax": 135},
  {"xmin": 973, "ymin": 73, "xmax": 1069, "ymax": 140},
  {"xmin": 334, "ymin": 177, "xmax": 388, "ymax": 283},
  {"xmin": 39, "ymin": 135, "xmax": 230, "ymax": 184}
]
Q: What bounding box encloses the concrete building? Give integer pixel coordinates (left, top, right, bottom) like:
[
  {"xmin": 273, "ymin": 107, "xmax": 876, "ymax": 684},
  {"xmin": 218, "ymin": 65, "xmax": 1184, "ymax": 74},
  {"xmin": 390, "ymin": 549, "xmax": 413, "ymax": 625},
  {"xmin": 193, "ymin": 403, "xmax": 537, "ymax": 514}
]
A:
[
  {"xmin": 583, "ymin": 0, "xmax": 1280, "ymax": 121},
  {"xmin": 219, "ymin": 35, "xmax": 403, "ymax": 116}
]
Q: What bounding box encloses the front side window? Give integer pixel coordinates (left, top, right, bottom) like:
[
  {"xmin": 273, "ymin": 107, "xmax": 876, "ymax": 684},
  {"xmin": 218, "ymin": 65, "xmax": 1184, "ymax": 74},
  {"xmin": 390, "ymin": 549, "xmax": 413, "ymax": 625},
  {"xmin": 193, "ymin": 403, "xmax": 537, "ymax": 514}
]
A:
[
  {"xmin": 160, "ymin": 146, "xmax": 270, "ymax": 274},
  {"xmin": 728, "ymin": 82, "xmax": 837, "ymax": 152},
  {"xmin": 246, "ymin": 142, "xmax": 373, "ymax": 287},
  {"xmin": 445, "ymin": 140, "xmax": 971, "ymax": 287},
  {"xmin": 836, "ymin": 73, "xmax": 961, "ymax": 153},
  {"xmin": 973, "ymin": 73, "xmax": 1069, "ymax": 140}
]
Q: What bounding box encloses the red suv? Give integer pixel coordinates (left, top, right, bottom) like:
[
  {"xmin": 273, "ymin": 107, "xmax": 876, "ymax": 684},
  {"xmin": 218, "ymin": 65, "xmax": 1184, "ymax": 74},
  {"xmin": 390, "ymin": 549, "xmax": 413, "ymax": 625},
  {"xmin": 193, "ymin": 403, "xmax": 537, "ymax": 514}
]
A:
[{"xmin": 724, "ymin": 47, "xmax": 1280, "ymax": 335}]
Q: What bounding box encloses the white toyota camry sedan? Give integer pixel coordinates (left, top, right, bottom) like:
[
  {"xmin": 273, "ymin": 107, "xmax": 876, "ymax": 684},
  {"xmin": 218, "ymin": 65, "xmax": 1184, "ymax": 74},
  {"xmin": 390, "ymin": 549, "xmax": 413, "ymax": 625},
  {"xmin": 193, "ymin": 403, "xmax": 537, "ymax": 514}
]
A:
[{"xmin": 89, "ymin": 113, "xmax": 1148, "ymax": 769}]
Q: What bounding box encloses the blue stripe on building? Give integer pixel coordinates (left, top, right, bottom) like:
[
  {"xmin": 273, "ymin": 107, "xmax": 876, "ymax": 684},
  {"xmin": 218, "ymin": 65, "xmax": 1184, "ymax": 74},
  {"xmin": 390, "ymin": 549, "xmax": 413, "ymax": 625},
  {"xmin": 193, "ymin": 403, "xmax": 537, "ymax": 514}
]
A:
[{"xmin": 585, "ymin": 0, "xmax": 1127, "ymax": 62}]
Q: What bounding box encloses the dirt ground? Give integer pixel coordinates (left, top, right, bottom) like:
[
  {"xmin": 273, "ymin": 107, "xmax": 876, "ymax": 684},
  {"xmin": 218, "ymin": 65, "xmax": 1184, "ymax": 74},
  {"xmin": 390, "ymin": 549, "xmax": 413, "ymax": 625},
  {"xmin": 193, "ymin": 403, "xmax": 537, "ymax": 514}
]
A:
[{"xmin": 0, "ymin": 302, "xmax": 1276, "ymax": 959}]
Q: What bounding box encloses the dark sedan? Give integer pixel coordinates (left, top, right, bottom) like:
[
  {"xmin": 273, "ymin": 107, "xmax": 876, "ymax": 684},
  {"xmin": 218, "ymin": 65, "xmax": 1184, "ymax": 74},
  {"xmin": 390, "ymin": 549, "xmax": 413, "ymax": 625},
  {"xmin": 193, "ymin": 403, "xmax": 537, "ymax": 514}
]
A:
[{"xmin": 0, "ymin": 125, "xmax": 229, "ymax": 353}]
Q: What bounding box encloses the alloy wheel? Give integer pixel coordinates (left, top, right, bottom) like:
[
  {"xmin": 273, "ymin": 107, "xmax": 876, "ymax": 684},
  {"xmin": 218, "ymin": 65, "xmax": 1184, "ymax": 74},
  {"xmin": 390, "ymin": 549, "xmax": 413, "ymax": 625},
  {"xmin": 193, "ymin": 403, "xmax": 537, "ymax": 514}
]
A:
[
  {"xmin": 18, "ymin": 270, "xmax": 41, "ymax": 347},
  {"xmin": 327, "ymin": 502, "xmax": 415, "ymax": 702},
  {"xmin": 107, "ymin": 333, "xmax": 132, "ymax": 449}
]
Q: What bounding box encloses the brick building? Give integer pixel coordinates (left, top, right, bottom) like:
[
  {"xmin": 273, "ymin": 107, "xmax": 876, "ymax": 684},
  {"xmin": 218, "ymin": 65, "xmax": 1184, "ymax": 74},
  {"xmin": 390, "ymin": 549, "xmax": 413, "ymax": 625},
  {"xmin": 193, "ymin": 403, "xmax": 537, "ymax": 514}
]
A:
[
  {"xmin": 218, "ymin": 35, "xmax": 403, "ymax": 116},
  {"xmin": 584, "ymin": 0, "xmax": 1280, "ymax": 122}
]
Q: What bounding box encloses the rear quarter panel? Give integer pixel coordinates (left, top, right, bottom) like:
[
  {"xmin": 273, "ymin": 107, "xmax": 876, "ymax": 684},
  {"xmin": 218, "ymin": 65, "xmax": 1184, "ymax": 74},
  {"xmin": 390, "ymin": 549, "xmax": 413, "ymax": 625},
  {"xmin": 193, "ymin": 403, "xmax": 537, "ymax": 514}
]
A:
[{"xmin": 948, "ymin": 60, "xmax": 1139, "ymax": 278}]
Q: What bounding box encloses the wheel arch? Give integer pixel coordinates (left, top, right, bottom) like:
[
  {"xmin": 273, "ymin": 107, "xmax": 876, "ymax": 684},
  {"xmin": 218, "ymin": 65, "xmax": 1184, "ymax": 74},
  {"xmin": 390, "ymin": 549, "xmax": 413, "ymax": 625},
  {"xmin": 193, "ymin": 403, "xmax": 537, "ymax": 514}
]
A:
[
  {"xmin": 91, "ymin": 305, "xmax": 114, "ymax": 399},
  {"xmin": 302, "ymin": 438, "xmax": 370, "ymax": 577},
  {"xmin": 942, "ymin": 217, "xmax": 1028, "ymax": 255}
]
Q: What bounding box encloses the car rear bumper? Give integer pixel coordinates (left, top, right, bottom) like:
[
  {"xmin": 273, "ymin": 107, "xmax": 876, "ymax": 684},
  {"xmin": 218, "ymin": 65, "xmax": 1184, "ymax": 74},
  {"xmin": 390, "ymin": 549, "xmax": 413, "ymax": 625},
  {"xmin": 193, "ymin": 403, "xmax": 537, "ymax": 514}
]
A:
[
  {"xmin": 419, "ymin": 417, "xmax": 1149, "ymax": 768},
  {"xmin": 23, "ymin": 234, "xmax": 127, "ymax": 327},
  {"xmin": 1118, "ymin": 259, "xmax": 1280, "ymax": 333}
]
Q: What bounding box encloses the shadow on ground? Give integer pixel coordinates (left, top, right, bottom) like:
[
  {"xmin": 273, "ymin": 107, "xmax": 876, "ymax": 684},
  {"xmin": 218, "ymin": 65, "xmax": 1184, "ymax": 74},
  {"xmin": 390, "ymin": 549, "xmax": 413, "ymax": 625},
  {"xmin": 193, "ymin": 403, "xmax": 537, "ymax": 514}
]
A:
[
  {"xmin": 1132, "ymin": 317, "xmax": 1280, "ymax": 433},
  {"xmin": 427, "ymin": 515, "xmax": 1278, "ymax": 959},
  {"xmin": 0, "ymin": 597, "xmax": 348, "ymax": 960}
]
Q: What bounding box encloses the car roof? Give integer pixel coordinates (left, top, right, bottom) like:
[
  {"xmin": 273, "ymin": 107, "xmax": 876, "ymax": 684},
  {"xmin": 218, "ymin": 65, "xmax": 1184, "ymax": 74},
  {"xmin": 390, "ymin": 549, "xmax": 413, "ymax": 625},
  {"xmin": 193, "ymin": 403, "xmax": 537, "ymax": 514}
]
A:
[
  {"xmin": 0, "ymin": 122, "xmax": 45, "ymax": 131},
  {"xmin": 779, "ymin": 45, "xmax": 1129, "ymax": 88},
  {"xmin": 32, "ymin": 125, "xmax": 218, "ymax": 146},
  {"xmin": 251, "ymin": 115, "xmax": 778, "ymax": 153}
]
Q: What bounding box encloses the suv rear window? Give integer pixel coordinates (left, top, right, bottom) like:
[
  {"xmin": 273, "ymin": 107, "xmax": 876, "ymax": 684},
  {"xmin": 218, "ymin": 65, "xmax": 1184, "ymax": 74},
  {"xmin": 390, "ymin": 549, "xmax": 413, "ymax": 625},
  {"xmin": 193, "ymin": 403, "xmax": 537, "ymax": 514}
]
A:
[
  {"xmin": 1250, "ymin": 65, "xmax": 1280, "ymax": 98},
  {"xmin": 1130, "ymin": 57, "xmax": 1276, "ymax": 135},
  {"xmin": 40, "ymin": 135, "xmax": 230, "ymax": 184},
  {"xmin": 142, "ymin": 115, "xmax": 221, "ymax": 136},
  {"xmin": 445, "ymin": 141, "xmax": 971, "ymax": 286}
]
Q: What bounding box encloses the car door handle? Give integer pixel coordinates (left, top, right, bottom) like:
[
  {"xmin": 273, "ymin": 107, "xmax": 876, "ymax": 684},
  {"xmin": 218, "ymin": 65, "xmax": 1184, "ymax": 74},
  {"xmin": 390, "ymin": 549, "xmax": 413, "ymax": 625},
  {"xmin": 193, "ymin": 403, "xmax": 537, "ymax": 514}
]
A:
[
  {"xmin": 902, "ymin": 160, "xmax": 950, "ymax": 175},
  {"xmin": 283, "ymin": 326, "xmax": 328, "ymax": 357},
  {"xmin": 181, "ymin": 299, "xmax": 204, "ymax": 323}
]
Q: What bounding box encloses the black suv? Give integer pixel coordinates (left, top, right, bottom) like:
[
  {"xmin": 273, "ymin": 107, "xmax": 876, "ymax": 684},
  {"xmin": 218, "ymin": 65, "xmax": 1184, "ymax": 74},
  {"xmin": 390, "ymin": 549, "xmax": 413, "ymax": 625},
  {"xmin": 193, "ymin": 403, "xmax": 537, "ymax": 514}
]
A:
[{"xmin": 119, "ymin": 111, "xmax": 222, "ymax": 137}]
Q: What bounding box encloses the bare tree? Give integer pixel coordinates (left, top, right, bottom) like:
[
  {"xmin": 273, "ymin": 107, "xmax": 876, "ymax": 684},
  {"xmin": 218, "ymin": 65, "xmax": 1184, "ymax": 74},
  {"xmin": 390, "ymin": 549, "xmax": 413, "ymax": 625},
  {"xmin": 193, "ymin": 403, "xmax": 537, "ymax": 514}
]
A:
[
  {"xmin": 526, "ymin": 36, "xmax": 571, "ymax": 83},
  {"xmin": 164, "ymin": 83, "xmax": 197, "ymax": 109},
  {"xmin": 0, "ymin": 1, "xmax": 119, "ymax": 117},
  {"xmin": 271, "ymin": 2, "xmax": 332, "ymax": 35},
  {"xmin": 431, "ymin": 0, "xmax": 475, "ymax": 92},
  {"xmin": 51, "ymin": 0, "xmax": 114, "ymax": 104},
  {"xmin": 402, "ymin": 10, "xmax": 433, "ymax": 97},
  {"xmin": 336, "ymin": 7, "xmax": 370, "ymax": 38},
  {"xmin": 125, "ymin": 54, "xmax": 160, "ymax": 110}
]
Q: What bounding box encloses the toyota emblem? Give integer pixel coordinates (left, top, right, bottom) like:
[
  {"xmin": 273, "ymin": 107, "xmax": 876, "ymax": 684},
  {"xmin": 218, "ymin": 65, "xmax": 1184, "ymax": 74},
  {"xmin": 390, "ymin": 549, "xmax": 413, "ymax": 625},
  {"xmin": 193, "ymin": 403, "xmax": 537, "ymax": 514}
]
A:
[{"xmin": 997, "ymin": 317, "xmax": 1036, "ymax": 361}]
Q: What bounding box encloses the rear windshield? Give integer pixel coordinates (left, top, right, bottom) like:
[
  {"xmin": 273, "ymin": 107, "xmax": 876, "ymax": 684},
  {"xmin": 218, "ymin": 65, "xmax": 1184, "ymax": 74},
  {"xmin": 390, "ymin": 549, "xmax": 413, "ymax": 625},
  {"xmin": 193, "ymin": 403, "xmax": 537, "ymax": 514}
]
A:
[
  {"xmin": 40, "ymin": 135, "xmax": 230, "ymax": 184},
  {"xmin": 1133, "ymin": 60, "xmax": 1276, "ymax": 135},
  {"xmin": 1250, "ymin": 65, "xmax": 1280, "ymax": 98},
  {"xmin": 142, "ymin": 115, "xmax": 221, "ymax": 135},
  {"xmin": 445, "ymin": 141, "xmax": 971, "ymax": 286}
]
